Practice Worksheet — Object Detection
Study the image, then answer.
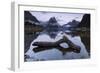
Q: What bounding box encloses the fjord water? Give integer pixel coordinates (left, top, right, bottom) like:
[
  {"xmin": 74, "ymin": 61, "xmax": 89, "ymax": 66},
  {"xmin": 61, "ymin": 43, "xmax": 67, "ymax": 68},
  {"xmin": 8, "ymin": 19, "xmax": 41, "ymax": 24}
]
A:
[{"xmin": 25, "ymin": 31, "xmax": 89, "ymax": 61}]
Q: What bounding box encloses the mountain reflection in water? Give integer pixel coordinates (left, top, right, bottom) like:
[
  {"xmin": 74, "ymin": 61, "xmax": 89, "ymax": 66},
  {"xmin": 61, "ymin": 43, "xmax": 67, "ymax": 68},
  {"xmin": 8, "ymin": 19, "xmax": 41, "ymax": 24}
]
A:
[
  {"xmin": 25, "ymin": 31, "xmax": 89, "ymax": 61},
  {"xmin": 24, "ymin": 11, "xmax": 90, "ymax": 61}
]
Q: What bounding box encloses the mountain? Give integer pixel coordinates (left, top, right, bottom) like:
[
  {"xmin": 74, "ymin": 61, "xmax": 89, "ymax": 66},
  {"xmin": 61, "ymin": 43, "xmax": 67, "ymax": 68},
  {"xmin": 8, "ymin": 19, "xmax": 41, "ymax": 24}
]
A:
[
  {"xmin": 24, "ymin": 11, "xmax": 39, "ymax": 23},
  {"xmin": 46, "ymin": 17, "xmax": 61, "ymax": 31},
  {"xmin": 24, "ymin": 11, "xmax": 44, "ymax": 34},
  {"xmin": 48, "ymin": 17, "xmax": 57, "ymax": 23},
  {"xmin": 78, "ymin": 14, "xmax": 90, "ymax": 28},
  {"xmin": 63, "ymin": 20, "xmax": 79, "ymax": 28}
]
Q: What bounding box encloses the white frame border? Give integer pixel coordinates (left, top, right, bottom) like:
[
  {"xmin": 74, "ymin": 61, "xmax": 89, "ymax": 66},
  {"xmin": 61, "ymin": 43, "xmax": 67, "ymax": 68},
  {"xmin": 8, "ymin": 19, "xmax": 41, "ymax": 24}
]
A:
[{"xmin": 11, "ymin": 1, "xmax": 97, "ymax": 71}]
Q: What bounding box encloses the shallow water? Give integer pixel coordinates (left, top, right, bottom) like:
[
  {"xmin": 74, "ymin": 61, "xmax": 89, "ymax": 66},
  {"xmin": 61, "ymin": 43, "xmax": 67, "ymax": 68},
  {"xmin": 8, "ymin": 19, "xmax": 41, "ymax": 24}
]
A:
[{"xmin": 25, "ymin": 32, "xmax": 89, "ymax": 62}]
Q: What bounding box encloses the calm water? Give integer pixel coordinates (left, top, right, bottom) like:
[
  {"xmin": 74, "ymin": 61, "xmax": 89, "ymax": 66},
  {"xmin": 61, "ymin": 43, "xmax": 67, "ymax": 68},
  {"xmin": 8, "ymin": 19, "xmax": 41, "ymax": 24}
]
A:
[{"xmin": 25, "ymin": 31, "xmax": 89, "ymax": 62}]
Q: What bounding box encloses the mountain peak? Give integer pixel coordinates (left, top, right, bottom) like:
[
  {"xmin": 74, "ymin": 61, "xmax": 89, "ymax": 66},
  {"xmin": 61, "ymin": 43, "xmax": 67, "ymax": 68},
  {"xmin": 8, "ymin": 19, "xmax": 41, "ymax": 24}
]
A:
[
  {"xmin": 48, "ymin": 17, "xmax": 57, "ymax": 23},
  {"xmin": 24, "ymin": 11, "xmax": 39, "ymax": 23},
  {"xmin": 78, "ymin": 14, "xmax": 90, "ymax": 28}
]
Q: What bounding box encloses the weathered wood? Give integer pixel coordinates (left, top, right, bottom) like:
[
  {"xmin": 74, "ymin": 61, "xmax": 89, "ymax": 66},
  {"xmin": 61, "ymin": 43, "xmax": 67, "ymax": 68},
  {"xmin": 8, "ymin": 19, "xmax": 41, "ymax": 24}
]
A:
[
  {"xmin": 33, "ymin": 45, "xmax": 80, "ymax": 55},
  {"xmin": 32, "ymin": 35, "xmax": 81, "ymax": 55},
  {"xmin": 65, "ymin": 28, "xmax": 90, "ymax": 55}
]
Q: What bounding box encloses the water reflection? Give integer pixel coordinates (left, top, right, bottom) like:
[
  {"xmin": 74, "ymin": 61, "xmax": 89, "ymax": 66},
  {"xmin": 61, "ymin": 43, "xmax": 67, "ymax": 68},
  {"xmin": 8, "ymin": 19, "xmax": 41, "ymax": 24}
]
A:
[
  {"xmin": 24, "ymin": 12, "xmax": 90, "ymax": 61},
  {"xmin": 25, "ymin": 32, "xmax": 89, "ymax": 62}
]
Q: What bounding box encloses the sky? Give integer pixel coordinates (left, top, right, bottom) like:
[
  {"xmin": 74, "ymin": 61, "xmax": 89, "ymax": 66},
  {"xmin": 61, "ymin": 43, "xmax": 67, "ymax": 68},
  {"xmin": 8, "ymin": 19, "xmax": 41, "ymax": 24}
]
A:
[{"xmin": 30, "ymin": 11, "xmax": 84, "ymax": 26}]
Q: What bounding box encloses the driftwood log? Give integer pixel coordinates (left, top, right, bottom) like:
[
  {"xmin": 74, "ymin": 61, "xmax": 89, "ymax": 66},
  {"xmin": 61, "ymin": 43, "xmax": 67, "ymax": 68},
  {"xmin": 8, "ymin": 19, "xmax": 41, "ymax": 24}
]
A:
[{"xmin": 32, "ymin": 36, "xmax": 80, "ymax": 55}]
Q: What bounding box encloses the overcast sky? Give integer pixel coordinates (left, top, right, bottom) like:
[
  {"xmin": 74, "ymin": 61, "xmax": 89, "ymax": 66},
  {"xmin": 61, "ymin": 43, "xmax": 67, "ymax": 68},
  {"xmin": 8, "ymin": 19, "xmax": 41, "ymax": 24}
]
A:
[{"xmin": 30, "ymin": 11, "xmax": 84, "ymax": 26}]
